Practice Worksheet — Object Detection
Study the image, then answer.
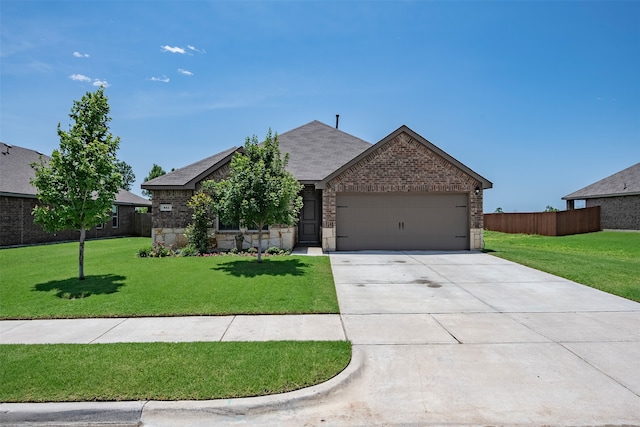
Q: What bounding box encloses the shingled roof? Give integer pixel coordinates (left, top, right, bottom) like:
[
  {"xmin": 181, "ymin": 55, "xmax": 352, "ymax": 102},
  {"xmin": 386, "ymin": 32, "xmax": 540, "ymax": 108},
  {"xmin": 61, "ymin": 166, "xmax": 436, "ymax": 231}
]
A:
[
  {"xmin": 141, "ymin": 146, "xmax": 240, "ymax": 190},
  {"xmin": 0, "ymin": 142, "xmax": 151, "ymax": 206},
  {"xmin": 563, "ymin": 162, "xmax": 640, "ymax": 200},
  {"xmin": 140, "ymin": 121, "xmax": 372, "ymax": 189},
  {"xmin": 278, "ymin": 120, "xmax": 371, "ymax": 182}
]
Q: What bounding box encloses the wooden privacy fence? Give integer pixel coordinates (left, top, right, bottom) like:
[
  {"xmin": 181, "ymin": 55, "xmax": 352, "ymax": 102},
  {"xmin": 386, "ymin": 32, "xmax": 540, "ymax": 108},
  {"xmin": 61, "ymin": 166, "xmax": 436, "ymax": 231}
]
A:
[
  {"xmin": 130, "ymin": 212, "xmax": 152, "ymax": 237},
  {"xmin": 484, "ymin": 206, "xmax": 601, "ymax": 236}
]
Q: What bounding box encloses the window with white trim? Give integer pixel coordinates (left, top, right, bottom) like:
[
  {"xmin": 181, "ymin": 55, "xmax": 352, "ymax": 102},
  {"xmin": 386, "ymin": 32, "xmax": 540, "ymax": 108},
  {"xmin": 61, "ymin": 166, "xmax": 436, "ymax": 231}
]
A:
[{"xmin": 112, "ymin": 205, "xmax": 119, "ymax": 228}]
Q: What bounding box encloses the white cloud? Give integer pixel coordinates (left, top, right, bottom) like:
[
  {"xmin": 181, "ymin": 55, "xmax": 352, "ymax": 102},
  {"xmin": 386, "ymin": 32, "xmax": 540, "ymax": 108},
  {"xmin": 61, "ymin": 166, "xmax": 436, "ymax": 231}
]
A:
[
  {"xmin": 150, "ymin": 75, "xmax": 170, "ymax": 83},
  {"xmin": 161, "ymin": 45, "xmax": 186, "ymax": 54},
  {"xmin": 178, "ymin": 68, "xmax": 193, "ymax": 76},
  {"xmin": 93, "ymin": 79, "xmax": 110, "ymax": 88},
  {"xmin": 73, "ymin": 51, "xmax": 90, "ymax": 58},
  {"xmin": 69, "ymin": 73, "xmax": 91, "ymax": 82},
  {"xmin": 187, "ymin": 45, "xmax": 205, "ymax": 54}
]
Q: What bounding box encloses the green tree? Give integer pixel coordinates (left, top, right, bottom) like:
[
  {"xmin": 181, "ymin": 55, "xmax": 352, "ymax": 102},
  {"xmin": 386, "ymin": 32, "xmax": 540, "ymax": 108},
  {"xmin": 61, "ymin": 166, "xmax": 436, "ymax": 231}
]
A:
[
  {"xmin": 544, "ymin": 205, "xmax": 560, "ymax": 212},
  {"xmin": 142, "ymin": 163, "xmax": 167, "ymax": 199},
  {"xmin": 115, "ymin": 160, "xmax": 135, "ymax": 191},
  {"xmin": 31, "ymin": 87, "xmax": 121, "ymax": 280},
  {"xmin": 203, "ymin": 129, "xmax": 303, "ymax": 262}
]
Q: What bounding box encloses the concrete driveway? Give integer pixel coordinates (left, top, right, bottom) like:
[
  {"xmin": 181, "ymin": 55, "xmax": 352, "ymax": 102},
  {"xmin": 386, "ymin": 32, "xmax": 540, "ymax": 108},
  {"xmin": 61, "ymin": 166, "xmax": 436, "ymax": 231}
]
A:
[
  {"xmin": 138, "ymin": 251, "xmax": 640, "ymax": 426},
  {"xmin": 3, "ymin": 252, "xmax": 639, "ymax": 426}
]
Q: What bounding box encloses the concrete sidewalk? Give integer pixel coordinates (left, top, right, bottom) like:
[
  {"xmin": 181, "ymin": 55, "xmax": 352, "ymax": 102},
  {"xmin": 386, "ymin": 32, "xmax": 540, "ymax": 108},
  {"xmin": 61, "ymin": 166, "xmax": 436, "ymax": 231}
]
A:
[
  {"xmin": 2, "ymin": 251, "xmax": 640, "ymax": 426},
  {"xmin": 0, "ymin": 314, "xmax": 345, "ymax": 344}
]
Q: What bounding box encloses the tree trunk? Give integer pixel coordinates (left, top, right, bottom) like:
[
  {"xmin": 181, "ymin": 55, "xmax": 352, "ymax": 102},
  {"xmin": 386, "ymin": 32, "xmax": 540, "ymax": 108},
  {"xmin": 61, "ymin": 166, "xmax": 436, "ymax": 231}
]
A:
[
  {"xmin": 257, "ymin": 226, "xmax": 263, "ymax": 263},
  {"xmin": 79, "ymin": 226, "xmax": 86, "ymax": 280}
]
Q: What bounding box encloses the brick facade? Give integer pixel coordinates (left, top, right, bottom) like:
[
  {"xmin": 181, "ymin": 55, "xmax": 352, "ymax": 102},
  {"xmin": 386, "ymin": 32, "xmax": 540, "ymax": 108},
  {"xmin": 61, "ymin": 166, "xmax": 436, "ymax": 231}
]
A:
[
  {"xmin": 0, "ymin": 196, "xmax": 141, "ymax": 247},
  {"xmin": 586, "ymin": 195, "xmax": 640, "ymax": 230},
  {"xmin": 321, "ymin": 131, "xmax": 484, "ymax": 250}
]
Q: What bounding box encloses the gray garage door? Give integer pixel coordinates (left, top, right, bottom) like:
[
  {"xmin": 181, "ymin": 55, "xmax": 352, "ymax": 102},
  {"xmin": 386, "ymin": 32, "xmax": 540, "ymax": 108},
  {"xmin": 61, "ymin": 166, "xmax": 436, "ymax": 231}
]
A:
[{"xmin": 336, "ymin": 193, "xmax": 469, "ymax": 251}]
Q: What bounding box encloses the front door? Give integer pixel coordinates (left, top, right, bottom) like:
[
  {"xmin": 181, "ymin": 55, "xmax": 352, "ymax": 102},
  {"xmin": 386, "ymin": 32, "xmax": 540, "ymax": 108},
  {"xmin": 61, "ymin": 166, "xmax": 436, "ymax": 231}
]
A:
[{"xmin": 298, "ymin": 186, "xmax": 322, "ymax": 244}]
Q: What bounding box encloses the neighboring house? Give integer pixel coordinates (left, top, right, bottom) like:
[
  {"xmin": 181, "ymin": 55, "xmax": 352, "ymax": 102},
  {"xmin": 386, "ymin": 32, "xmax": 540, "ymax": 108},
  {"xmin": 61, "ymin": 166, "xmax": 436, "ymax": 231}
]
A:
[
  {"xmin": 563, "ymin": 162, "xmax": 640, "ymax": 230},
  {"xmin": 142, "ymin": 121, "xmax": 492, "ymax": 251},
  {"xmin": 0, "ymin": 142, "xmax": 152, "ymax": 247}
]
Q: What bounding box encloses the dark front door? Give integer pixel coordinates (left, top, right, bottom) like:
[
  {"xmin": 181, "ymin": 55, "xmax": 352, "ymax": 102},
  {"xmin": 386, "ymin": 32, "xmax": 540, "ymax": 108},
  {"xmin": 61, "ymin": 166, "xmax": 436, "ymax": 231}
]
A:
[{"xmin": 298, "ymin": 186, "xmax": 322, "ymax": 244}]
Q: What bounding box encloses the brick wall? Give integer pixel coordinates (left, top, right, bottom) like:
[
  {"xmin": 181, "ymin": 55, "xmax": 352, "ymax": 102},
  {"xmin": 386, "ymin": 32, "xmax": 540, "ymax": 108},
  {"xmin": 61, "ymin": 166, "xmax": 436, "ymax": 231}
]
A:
[
  {"xmin": 586, "ymin": 195, "xmax": 640, "ymax": 230},
  {"xmin": 0, "ymin": 196, "xmax": 138, "ymax": 247},
  {"xmin": 322, "ymin": 132, "xmax": 484, "ymax": 229},
  {"xmin": 151, "ymin": 189, "xmax": 194, "ymax": 229}
]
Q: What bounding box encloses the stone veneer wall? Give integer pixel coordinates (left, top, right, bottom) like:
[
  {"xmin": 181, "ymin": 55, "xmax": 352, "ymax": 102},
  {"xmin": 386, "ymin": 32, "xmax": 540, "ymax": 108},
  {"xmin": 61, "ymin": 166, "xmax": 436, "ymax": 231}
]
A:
[
  {"xmin": 321, "ymin": 131, "xmax": 485, "ymax": 251},
  {"xmin": 586, "ymin": 195, "xmax": 640, "ymax": 230},
  {"xmin": 152, "ymin": 226, "xmax": 296, "ymax": 251}
]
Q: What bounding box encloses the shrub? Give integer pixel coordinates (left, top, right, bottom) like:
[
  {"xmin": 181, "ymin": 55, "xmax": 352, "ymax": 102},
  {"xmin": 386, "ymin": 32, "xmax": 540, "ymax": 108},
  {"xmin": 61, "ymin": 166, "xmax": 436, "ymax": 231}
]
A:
[
  {"xmin": 186, "ymin": 192, "xmax": 213, "ymax": 254},
  {"xmin": 179, "ymin": 244, "xmax": 200, "ymax": 257},
  {"xmin": 137, "ymin": 242, "xmax": 176, "ymax": 258},
  {"xmin": 137, "ymin": 246, "xmax": 152, "ymax": 257},
  {"xmin": 266, "ymin": 246, "xmax": 286, "ymax": 255}
]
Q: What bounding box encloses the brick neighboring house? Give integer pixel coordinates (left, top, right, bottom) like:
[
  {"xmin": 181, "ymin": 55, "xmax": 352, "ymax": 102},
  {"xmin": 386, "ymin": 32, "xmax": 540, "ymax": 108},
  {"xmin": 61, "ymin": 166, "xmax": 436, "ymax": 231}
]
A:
[
  {"xmin": 0, "ymin": 142, "xmax": 152, "ymax": 247},
  {"xmin": 142, "ymin": 121, "xmax": 492, "ymax": 252},
  {"xmin": 563, "ymin": 162, "xmax": 640, "ymax": 230}
]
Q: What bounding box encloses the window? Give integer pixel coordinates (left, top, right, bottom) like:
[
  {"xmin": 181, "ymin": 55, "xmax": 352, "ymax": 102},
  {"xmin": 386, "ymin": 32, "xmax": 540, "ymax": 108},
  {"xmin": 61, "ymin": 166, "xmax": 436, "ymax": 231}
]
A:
[
  {"xmin": 112, "ymin": 205, "xmax": 119, "ymax": 228},
  {"xmin": 96, "ymin": 223, "xmax": 104, "ymax": 230},
  {"xmin": 217, "ymin": 218, "xmax": 268, "ymax": 232}
]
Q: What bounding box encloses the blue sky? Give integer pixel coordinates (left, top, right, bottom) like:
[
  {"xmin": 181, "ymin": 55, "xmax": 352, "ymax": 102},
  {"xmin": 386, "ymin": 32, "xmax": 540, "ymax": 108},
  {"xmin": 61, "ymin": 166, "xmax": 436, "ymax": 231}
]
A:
[{"xmin": 2, "ymin": 1, "xmax": 639, "ymax": 212}]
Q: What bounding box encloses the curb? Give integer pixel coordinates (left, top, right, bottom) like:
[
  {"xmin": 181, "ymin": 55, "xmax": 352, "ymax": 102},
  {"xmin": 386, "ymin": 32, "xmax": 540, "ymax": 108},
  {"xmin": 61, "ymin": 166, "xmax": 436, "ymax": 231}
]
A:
[{"xmin": 0, "ymin": 346, "xmax": 364, "ymax": 426}]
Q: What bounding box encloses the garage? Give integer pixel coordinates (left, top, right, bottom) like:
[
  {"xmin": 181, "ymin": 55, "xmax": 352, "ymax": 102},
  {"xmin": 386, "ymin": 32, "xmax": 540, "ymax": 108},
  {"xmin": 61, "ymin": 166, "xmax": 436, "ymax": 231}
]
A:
[{"xmin": 335, "ymin": 193, "xmax": 469, "ymax": 251}]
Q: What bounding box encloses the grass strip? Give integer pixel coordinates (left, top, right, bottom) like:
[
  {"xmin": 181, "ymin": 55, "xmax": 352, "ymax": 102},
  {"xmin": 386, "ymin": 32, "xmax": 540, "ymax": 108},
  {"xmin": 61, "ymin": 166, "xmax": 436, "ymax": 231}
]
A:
[
  {"xmin": 484, "ymin": 231, "xmax": 640, "ymax": 302},
  {"xmin": 0, "ymin": 238, "xmax": 339, "ymax": 319},
  {"xmin": 0, "ymin": 341, "xmax": 351, "ymax": 402}
]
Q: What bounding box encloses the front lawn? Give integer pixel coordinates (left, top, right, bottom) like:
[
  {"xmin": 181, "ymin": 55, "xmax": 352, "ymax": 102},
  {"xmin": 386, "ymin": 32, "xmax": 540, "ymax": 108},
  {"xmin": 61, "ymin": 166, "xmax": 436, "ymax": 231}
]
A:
[
  {"xmin": 0, "ymin": 238, "xmax": 339, "ymax": 319},
  {"xmin": 484, "ymin": 231, "xmax": 640, "ymax": 302},
  {"xmin": 0, "ymin": 341, "xmax": 351, "ymax": 402}
]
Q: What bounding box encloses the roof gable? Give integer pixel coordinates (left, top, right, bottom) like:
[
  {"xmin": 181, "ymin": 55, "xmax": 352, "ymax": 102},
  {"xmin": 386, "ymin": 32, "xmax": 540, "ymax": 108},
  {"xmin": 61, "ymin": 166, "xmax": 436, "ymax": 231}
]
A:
[
  {"xmin": 317, "ymin": 126, "xmax": 492, "ymax": 189},
  {"xmin": 141, "ymin": 146, "xmax": 240, "ymax": 190},
  {"xmin": 1, "ymin": 142, "xmax": 150, "ymax": 206},
  {"xmin": 563, "ymin": 162, "xmax": 640, "ymax": 200}
]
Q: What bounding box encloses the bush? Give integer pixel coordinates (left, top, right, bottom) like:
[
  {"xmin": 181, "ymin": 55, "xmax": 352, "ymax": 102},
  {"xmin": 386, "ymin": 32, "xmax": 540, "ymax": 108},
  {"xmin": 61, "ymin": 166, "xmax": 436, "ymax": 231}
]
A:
[
  {"xmin": 186, "ymin": 192, "xmax": 213, "ymax": 253},
  {"xmin": 179, "ymin": 244, "xmax": 200, "ymax": 257},
  {"xmin": 266, "ymin": 246, "xmax": 286, "ymax": 255},
  {"xmin": 138, "ymin": 242, "xmax": 176, "ymax": 258},
  {"xmin": 137, "ymin": 246, "xmax": 152, "ymax": 257}
]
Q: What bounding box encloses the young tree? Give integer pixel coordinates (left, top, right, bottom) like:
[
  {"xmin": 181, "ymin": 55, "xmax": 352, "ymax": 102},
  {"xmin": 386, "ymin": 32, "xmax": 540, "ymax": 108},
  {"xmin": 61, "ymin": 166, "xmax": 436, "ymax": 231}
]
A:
[
  {"xmin": 115, "ymin": 160, "xmax": 135, "ymax": 191},
  {"xmin": 31, "ymin": 87, "xmax": 121, "ymax": 280},
  {"xmin": 203, "ymin": 129, "xmax": 303, "ymax": 262},
  {"xmin": 142, "ymin": 163, "xmax": 167, "ymax": 199}
]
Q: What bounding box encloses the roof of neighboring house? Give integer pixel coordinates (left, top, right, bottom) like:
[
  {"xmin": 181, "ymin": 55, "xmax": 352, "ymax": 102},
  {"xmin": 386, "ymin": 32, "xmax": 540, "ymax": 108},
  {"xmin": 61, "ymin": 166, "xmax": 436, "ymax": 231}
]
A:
[
  {"xmin": 141, "ymin": 146, "xmax": 240, "ymax": 190},
  {"xmin": 278, "ymin": 120, "xmax": 372, "ymax": 182},
  {"xmin": 0, "ymin": 142, "xmax": 151, "ymax": 206},
  {"xmin": 317, "ymin": 125, "xmax": 493, "ymax": 189},
  {"xmin": 563, "ymin": 162, "xmax": 640, "ymax": 200}
]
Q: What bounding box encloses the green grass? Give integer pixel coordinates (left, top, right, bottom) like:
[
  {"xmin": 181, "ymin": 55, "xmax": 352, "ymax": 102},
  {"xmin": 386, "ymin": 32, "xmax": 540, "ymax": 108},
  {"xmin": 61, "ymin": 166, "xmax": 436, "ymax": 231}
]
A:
[
  {"xmin": 484, "ymin": 231, "xmax": 640, "ymax": 302},
  {"xmin": 0, "ymin": 238, "xmax": 339, "ymax": 319},
  {"xmin": 0, "ymin": 341, "xmax": 352, "ymax": 402}
]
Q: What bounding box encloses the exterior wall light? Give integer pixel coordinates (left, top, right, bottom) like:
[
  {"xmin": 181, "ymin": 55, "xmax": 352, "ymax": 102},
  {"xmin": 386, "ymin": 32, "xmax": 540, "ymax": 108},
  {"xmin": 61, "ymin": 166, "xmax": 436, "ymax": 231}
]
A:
[{"xmin": 474, "ymin": 186, "xmax": 480, "ymax": 196}]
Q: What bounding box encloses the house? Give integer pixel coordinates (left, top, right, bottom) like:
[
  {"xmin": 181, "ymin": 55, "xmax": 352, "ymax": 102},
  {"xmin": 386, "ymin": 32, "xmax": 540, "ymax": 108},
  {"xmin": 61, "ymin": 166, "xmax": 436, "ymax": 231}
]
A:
[
  {"xmin": 563, "ymin": 162, "xmax": 640, "ymax": 230},
  {"xmin": 142, "ymin": 121, "xmax": 492, "ymax": 251},
  {"xmin": 0, "ymin": 142, "xmax": 152, "ymax": 247}
]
